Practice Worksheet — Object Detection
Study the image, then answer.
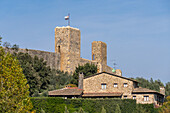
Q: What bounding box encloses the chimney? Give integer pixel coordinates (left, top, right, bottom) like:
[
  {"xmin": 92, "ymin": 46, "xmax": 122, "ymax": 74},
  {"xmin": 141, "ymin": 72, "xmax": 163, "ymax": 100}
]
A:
[
  {"xmin": 116, "ymin": 69, "xmax": 122, "ymax": 76},
  {"xmin": 78, "ymin": 72, "xmax": 84, "ymax": 89},
  {"xmin": 160, "ymin": 87, "xmax": 165, "ymax": 95}
]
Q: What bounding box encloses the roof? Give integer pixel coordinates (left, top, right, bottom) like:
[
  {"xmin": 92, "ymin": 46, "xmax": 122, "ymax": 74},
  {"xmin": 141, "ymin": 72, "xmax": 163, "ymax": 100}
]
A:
[
  {"xmin": 84, "ymin": 72, "xmax": 138, "ymax": 83},
  {"xmin": 82, "ymin": 92, "xmax": 122, "ymax": 97},
  {"xmin": 132, "ymin": 87, "xmax": 164, "ymax": 96},
  {"xmin": 48, "ymin": 87, "xmax": 83, "ymax": 96}
]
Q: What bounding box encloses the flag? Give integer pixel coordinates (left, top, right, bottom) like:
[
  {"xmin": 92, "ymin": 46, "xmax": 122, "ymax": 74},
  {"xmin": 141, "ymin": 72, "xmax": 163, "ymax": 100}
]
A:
[{"xmin": 65, "ymin": 16, "xmax": 69, "ymax": 20}]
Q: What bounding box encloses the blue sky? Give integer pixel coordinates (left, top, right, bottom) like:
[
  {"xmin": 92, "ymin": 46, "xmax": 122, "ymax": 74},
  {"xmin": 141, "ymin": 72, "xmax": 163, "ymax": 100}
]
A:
[{"xmin": 0, "ymin": 0, "xmax": 170, "ymax": 84}]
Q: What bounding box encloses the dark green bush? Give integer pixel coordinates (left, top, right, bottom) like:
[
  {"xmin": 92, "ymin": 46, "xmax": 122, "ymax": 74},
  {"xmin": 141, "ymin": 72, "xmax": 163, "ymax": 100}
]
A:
[
  {"xmin": 136, "ymin": 104, "xmax": 157, "ymax": 113},
  {"xmin": 31, "ymin": 97, "xmax": 158, "ymax": 113},
  {"xmin": 31, "ymin": 97, "xmax": 137, "ymax": 113}
]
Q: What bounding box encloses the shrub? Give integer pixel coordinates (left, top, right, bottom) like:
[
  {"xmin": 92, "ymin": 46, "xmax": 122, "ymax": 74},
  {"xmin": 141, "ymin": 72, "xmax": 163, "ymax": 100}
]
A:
[{"xmin": 31, "ymin": 97, "xmax": 136, "ymax": 113}]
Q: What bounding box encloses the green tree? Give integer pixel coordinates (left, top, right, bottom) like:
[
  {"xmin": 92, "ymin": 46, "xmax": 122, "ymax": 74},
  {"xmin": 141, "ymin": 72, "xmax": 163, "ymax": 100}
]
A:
[
  {"xmin": 13, "ymin": 52, "xmax": 72, "ymax": 96},
  {"xmin": 115, "ymin": 104, "xmax": 121, "ymax": 113},
  {"xmin": 3, "ymin": 41, "xmax": 11, "ymax": 48},
  {"xmin": 135, "ymin": 77, "xmax": 164, "ymax": 93},
  {"xmin": 158, "ymin": 96, "xmax": 170, "ymax": 113},
  {"xmin": 72, "ymin": 63, "xmax": 97, "ymax": 85},
  {"xmin": 53, "ymin": 70, "xmax": 72, "ymax": 89},
  {"xmin": 0, "ymin": 48, "xmax": 32, "ymax": 112},
  {"xmin": 11, "ymin": 44, "xmax": 19, "ymax": 51},
  {"xmin": 13, "ymin": 52, "xmax": 52, "ymax": 96},
  {"xmin": 165, "ymin": 82, "xmax": 170, "ymax": 96},
  {"xmin": 101, "ymin": 106, "xmax": 106, "ymax": 113},
  {"xmin": 0, "ymin": 36, "xmax": 2, "ymax": 45}
]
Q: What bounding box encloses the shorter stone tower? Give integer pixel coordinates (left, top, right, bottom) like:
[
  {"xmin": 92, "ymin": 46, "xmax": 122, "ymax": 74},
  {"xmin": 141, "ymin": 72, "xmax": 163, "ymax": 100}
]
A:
[
  {"xmin": 92, "ymin": 41, "xmax": 107, "ymax": 64},
  {"xmin": 55, "ymin": 26, "xmax": 81, "ymax": 73},
  {"xmin": 92, "ymin": 41, "xmax": 107, "ymax": 72}
]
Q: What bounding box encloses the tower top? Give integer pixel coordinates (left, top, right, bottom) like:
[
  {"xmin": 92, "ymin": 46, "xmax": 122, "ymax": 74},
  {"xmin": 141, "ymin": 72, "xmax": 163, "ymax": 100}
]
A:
[
  {"xmin": 92, "ymin": 41, "xmax": 107, "ymax": 45},
  {"xmin": 55, "ymin": 26, "xmax": 80, "ymax": 31}
]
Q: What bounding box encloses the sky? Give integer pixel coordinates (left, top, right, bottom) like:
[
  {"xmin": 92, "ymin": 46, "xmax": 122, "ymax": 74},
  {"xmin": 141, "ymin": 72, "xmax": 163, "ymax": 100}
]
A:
[{"xmin": 0, "ymin": 0, "xmax": 170, "ymax": 84}]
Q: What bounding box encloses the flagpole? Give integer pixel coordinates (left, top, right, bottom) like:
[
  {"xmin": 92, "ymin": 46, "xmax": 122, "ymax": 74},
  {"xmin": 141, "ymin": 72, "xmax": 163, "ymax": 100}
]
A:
[{"xmin": 68, "ymin": 13, "xmax": 70, "ymax": 26}]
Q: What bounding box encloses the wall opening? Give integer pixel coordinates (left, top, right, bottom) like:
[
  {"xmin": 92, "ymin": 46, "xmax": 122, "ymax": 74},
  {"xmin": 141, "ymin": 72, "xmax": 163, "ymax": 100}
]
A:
[
  {"xmin": 58, "ymin": 46, "xmax": 60, "ymax": 53},
  {"xmin": 92, "ymin": 54, "xmax": 95, "ymax": 60}
]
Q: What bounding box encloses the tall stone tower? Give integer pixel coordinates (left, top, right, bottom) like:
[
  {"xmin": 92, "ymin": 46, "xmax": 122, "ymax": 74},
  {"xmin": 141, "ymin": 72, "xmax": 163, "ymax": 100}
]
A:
[
  {"xmin": 92, "ymin": 41, "xmax": 107, "ymax": 72},
  {"xmin": 55, "ymin": 26, "xmax": 81, "ymax": 73}
]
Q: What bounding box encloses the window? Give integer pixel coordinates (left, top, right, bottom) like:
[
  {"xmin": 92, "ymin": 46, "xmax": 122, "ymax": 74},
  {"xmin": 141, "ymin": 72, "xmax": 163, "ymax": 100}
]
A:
[
  {"xmin": 124, "ymin": 83, "xmax": 128, "ymax": 87},
  {"xmin": 114, "ymin": 83, "xmax": 118, "ymax": 87},
  {"xmin": 101, "ymin": 83, "xmax": 107, "ymax": 89},
  {"xmin": 144, "ymin": 96, "xmax": 149, "ymax": 101},
  {"xmin": 92, "ymin": 54, "xmax": 95, "ymax": 60},
  {"xmin": 133, "ymin": 96, "xmax": 136, "ymax": 100},
  {"xmin": 124, "ymin": 96, "xmax": 127, "ymax": 99},
  {"xmin": 57, "ymin": 46, "xmax": 60, "ymax": 53}
]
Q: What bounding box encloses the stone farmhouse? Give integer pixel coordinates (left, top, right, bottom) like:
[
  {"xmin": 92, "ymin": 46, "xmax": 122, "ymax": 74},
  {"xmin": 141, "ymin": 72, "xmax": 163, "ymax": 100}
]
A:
[{"xmin": 49, "ymin": 72, "xmax": 165, "ymax": 107}]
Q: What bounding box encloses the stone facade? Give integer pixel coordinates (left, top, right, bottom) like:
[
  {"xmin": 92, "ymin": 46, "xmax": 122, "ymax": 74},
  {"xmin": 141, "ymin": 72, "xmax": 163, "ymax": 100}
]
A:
[
  {"xmin": 83, "ymin": 72, "xmax": 137, "ymax": 98},
  {"xmin": 83, "ymin": 72, "xmax": 164, "ymax": 106}
]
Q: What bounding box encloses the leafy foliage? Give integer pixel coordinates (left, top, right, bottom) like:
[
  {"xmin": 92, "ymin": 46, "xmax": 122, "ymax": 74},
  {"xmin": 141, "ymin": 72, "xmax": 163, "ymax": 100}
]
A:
[
  {"xmin": 12, "ymin": 52, "xmax": 72, "ymax": 96},
  {"xmin": 53, "ymin": 70, "xmax": 72, "ymax": 90},
  {"xmin": 0, "ymin": 36, "xmax": 2, "ymax": 45},
  {"xmin": 13, "ymin": 52, "xmax": 52, "ymax": 96},
  {"xmin": 101, "ymin": 106, "xmax": 106, "ymax": 113},
  {"xmin": 157, "ymin": 96, "xmax": 170, "ymax": 113},
  {"xmin": 115, "ymin": 104, "xmax": 121, "ymax": 113},
  {"xmin": 11, "ymin": 44, "xmax": 19, "ymax": 51},
  {"xmin": 130, "ymin": 77, "xmax": 170, "ymax": 96},
  {"xmin": 0, "ymin": 48, "xmax": 32, "ymax": 112},
  {"xmin": 71, "ymin": 63, "xmax": 97, "ymax": 85},
  {"xmin": 165, "ymin": 82, "xmax": 170, "ymax": 96},
  {"xmin": 135, "ymin": 77, "xmax": 164, "ymax": 92},
  {"xmin": 31, "ymin": 97, "xmax": 138, "ymax": 113},
  {"xmin": 64, "ymin": 106, "xmax": 69, "ymax": 113},
  {"xmin": 3, "ymin": 41, "xmax": 11, "ymax": 48}
]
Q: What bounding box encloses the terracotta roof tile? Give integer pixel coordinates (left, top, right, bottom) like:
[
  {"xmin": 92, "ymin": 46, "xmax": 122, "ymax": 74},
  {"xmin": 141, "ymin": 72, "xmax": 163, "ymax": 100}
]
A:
[
  {"xmin": 48, "ymin": 88, "xmax": 83, "ymax": 96},
  {"xmin": 133, "ymin": 87, "xmax": 164, "ymax": 95}
]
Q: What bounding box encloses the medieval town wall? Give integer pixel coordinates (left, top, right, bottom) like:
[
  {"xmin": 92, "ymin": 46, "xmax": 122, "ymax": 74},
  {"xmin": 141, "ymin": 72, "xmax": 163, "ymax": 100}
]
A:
[
  {"xmin": 4, "ymin": 26, "xmax": 113, "ymax": 74},
  {"xmin": 4, "ymin": 48, "xmax": 60, "ymax": 70},
  {"xmin": 79, "ymin": 58, "xmax": 98, "ymax": 66}
]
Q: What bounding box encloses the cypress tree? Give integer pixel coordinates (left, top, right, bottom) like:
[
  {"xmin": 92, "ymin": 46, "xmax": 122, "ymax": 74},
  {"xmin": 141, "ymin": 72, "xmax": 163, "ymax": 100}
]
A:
[{"xmin": 0, "ymin": 47, "xmax": 32, "ymax": 112}]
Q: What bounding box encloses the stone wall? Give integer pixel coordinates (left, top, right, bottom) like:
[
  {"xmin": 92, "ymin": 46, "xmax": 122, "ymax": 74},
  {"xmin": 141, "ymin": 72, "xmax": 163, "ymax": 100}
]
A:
[
  {"xmin": 79, "ymin": 58, "xmax": 98, "ymax": 66},
  {"xmin": 4, "ymin": 48, "xmax": 60, "ymax": 70},
  {"xmin": 133, "ymin": 94, "xmax": 154, "ymax": 104},
  {"xmin": 102, "ymin": 65, "xmax": 113, "ymax": 73}
]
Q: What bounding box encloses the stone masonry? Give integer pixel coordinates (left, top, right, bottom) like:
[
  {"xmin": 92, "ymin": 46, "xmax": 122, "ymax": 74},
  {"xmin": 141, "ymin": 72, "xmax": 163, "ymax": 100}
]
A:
[
  {"xmin": 5, "ymin": 26, "xmax": 113, "ymax": 74},
  {"xmin": 55, "ymin": 26, "xmax": 112, "ymax": 73}
]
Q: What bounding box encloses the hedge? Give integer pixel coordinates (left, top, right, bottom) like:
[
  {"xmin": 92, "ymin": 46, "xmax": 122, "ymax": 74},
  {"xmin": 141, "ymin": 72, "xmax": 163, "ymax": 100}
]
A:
[{"xmin": 31, "ymin": 97, "xmax": 155, "ymax": 113}]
